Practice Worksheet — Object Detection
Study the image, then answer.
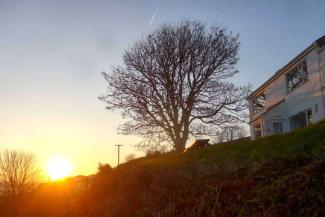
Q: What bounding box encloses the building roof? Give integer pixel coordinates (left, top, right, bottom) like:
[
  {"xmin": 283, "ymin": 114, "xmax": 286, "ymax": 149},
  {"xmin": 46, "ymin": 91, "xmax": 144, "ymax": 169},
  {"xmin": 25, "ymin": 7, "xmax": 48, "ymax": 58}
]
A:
[
  {"xmin": 316, "ymin": 35, "xmax": 325, "ymax": 47},
  {"xmin": 247, "ymin": 35, "xmax": 325, "ymax": 100},
  {"xmin": 248, "ymin": 99, "xmax": 285, "ymax": 124},
  {"xmin": 188, "ymin": 139, "xmax": 210, "ymax": 150}
]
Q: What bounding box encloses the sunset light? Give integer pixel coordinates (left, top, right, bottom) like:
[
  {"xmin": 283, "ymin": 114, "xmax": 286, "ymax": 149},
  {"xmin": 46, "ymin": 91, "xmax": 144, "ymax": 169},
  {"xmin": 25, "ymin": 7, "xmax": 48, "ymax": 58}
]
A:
[
  {"xmin": 1, "ymin": 1, "xmax": 324, "ymax": 216},
  {"xmin": 47, "ymin": 156, "xmax": 73, "ymax": 180}
]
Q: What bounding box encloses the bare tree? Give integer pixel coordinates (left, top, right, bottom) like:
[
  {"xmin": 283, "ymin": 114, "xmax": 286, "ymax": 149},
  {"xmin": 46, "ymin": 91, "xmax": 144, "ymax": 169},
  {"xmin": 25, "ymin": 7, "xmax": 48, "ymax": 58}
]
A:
[
  {"xmin": 224, "ymin": 125, "xmax": 247, "ymax": 142},
  {"xmin": 100, "ymin": 21, "xmax": 250, "ymax": 152},
  {"xmin": 125, "ymin": 154, "xmax": 136, "ymax": 162},
  {"xmin": 234, "ymin": 125, "xmax": 247, "ymax": 139},
  {"xmin": 0, "ymin": 150, "xmax": 40, "ymax": 197},
  {"xmin": 145, "ymin": 143, "xmax": 168, "ymax": 157},
  {"xmin": 214, "ymin": 130, "xmax": 227, "ymax": 144},
  {"xmin": 213, "ymin": 125, "xmax": 247, "ymax": 143},
  {"xmin": 97, "ymin": 163, "xmax": 112, "ymax": 175}
]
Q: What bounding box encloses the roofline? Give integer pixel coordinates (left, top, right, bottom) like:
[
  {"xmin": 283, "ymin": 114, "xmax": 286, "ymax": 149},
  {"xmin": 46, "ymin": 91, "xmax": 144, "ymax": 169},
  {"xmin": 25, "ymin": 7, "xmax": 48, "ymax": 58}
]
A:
[
  {"xmin": 247, "ymin": 35, "xmax": 325, "ymax": 100},
  {"xmin": 316, "ymin": 35, "xmax": 325, "ymax": 47},
  {"xmin": 248, "ymin": 98, "xmax": 285, "ymax": 124}
]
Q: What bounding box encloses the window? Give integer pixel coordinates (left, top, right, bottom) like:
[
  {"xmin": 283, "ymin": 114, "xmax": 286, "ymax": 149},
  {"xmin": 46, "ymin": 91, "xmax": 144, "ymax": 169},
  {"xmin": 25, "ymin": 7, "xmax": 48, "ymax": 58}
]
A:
[
  {"xmin": 290, "ymin": 111, "xmax": 306, "ymax": 130},
  {"xmin": 290, "ymin": 108, "xmax": 312, "ymax": 130},
  {"xmin": 252, "ymin": 93, "xmax": 266, "ymax": 114},
  {"xmin": 273, "ymin": 122, "xmax": 283, "ymax": 134},
  {"xmin": 253, "ymin": 124, "xmax": 262, "ymax": 139},
  {"xmin": 306, "ymin": 109, "xmax": 312, "ymax": 125},
  {"xmin": 287, "ymin": 60, "xmax": 308, "ymax": 92}
]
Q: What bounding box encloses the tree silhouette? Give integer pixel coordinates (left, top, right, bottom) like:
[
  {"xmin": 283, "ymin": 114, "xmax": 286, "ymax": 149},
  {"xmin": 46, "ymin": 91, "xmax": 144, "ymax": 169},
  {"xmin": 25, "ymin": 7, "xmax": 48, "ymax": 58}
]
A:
[
  {"xmin": 101, "ymin": 21, "xmax": 250, "ymax": 152},
  {"xmin": 0, "ymin": 150, "xmax": 39, "ymax": 197}
]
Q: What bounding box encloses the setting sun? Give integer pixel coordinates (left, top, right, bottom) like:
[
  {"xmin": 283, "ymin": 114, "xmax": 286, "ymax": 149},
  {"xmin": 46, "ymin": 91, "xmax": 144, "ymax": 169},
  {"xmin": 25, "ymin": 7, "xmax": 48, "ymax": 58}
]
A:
[{"xmin": 47, "ymin": 156, "xmax": 73, "ymax": 180}]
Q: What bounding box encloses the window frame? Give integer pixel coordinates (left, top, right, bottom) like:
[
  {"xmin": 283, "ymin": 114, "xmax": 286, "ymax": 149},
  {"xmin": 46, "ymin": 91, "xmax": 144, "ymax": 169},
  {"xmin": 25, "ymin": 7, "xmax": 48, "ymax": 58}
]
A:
[
  {"xmin": 272, "ymin": 121, "xmax": 283, "ymax": 134},
  {"xmin": 286, "ymin": 60, "xmax": 308, "ymax": 93},
  {"xmin": 252, "ymin": 92, "xmax": 266, "ymax": 115}
]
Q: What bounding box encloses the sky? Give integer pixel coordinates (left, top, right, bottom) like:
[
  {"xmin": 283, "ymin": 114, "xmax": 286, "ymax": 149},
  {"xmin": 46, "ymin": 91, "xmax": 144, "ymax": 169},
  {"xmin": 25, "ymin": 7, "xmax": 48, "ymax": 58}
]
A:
[{"xmin": 0, "ymin": 0, "xmax": 324, "ymax": 177}]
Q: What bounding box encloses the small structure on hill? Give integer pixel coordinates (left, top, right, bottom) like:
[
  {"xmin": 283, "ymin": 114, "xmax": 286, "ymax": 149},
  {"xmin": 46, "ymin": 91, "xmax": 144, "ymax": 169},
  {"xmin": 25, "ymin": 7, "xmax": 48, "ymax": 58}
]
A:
[{"xmin": 185, "ymin": 139, "xmax": 210, "ymax": 152}]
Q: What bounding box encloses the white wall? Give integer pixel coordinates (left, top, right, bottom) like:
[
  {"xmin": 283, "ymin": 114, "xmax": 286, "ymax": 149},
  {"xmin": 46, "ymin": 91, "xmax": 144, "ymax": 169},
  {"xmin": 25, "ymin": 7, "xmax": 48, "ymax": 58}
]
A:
[
  {"xmin": 320, "ymin": 48, "xmax": 325, "ymax": 118},
  {"xmin": 249, "ymin": 47, "xmax": 325, "ymax": 138},
  {"xmin": 284, "ymin": 50, "xmax": 324, "ymax": 122}
]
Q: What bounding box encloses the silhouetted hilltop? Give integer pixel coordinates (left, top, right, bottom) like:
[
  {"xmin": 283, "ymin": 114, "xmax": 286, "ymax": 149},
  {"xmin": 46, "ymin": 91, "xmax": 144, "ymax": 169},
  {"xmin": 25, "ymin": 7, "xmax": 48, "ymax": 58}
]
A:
[{"xmin": 1, "ymin": 121, "xmax": 325, "ymax": 217}]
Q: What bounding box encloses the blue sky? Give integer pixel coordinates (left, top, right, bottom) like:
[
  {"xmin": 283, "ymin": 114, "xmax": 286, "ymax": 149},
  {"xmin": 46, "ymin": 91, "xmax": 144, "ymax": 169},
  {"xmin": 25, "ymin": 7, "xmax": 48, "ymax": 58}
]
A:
[{"xmin": 0, "ymin": 0, "xmax": 324, "ymax": 175}]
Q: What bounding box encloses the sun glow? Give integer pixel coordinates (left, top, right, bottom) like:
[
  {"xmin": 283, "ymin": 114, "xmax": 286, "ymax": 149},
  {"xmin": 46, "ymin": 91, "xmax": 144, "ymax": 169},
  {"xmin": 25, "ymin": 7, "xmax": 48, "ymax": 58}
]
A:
[{"xmin": 47, "ymin": 156, "xmax": 73, "ymax": 180}]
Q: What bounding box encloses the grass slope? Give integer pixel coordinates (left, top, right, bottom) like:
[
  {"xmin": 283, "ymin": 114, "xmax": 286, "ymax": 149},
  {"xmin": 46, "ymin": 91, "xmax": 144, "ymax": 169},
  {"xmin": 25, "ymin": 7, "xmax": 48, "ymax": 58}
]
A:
[
  {"xmin": 123, "ymin": 120, "xmax": 325, "ymax": 170},
  {"xmin": 105, "ymin": 121, "xmax": 325, "ymax": 217}
]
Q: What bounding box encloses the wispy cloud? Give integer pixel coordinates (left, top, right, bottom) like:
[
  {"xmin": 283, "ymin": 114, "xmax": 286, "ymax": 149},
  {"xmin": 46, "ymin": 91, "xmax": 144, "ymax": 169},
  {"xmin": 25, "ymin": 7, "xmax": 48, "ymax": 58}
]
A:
[{"xmin": 148, "ymin": 10, "xmax": 158, "ymax": 26}]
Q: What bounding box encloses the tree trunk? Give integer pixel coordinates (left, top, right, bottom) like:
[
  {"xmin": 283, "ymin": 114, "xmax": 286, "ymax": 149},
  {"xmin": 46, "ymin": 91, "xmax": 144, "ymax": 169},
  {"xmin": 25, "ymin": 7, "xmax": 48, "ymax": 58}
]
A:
[
  {"xmin": 174, "ymin": 138, "xmax": 187, "ymax": 152},
  {"xmin": 174, "ymin": 130, "xmax": 189, "ymax": 152}
]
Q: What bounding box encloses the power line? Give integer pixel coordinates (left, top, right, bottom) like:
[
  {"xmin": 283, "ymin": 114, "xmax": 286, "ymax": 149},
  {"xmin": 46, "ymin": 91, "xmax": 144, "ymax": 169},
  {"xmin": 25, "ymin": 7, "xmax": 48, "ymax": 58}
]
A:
[{"xmin": 115, "ymin": 144, "xmax": 123, "ymax": 166}]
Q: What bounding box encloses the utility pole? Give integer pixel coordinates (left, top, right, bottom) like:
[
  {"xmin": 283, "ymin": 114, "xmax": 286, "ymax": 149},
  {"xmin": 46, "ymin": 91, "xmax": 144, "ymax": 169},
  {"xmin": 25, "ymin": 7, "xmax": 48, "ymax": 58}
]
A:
[{"xmin": 115, "ymin": 144, "xmax": 123, "ymax": 165}]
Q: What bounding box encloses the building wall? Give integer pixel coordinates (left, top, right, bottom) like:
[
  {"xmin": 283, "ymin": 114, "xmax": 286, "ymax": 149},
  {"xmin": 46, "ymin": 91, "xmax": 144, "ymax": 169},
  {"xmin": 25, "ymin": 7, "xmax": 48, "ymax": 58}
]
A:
[
  {"xmin": 284, "ymin": 49, "xmax": 324, "ymax": 123},
  {"xmin": 263, "ymin": 102, "xmax": 287, "ymax": 136},
  {"xmin": 320, "ymin": 47, "xmax": 325, "ymax": 117},
  {"xmin": 249, "ymin": 47, "xmax": 325, "ymax": 139}
]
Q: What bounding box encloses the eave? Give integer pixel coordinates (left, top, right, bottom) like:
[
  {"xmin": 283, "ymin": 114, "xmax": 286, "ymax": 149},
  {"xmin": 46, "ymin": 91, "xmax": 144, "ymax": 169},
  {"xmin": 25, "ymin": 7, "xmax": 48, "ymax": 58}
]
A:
[{"xmin": 247, "ymin": 35, "xmax": 325, "ymax": 100}]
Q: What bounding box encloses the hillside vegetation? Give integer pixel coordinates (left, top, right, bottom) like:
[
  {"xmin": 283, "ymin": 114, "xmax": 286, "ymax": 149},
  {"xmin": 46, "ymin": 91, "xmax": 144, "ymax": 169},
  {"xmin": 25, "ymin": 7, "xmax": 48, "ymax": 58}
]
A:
[{"xmin": 2, "ymin": 121, "xmax": 325, "ymax": 217}]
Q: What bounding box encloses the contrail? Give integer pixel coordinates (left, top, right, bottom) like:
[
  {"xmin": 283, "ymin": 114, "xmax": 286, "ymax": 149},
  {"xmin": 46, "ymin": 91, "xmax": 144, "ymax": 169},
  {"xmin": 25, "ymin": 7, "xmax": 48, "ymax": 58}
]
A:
[{"xmin": 148, "ymin": 10, "xmax": 158, "ymax": 26}]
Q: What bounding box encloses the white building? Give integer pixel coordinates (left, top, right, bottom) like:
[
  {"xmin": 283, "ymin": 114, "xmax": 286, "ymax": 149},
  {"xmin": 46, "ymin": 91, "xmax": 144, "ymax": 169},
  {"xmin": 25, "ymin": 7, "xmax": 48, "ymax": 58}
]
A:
[{"xmin": 247, "ymin": 36, "xmax": 325, "ymax": 140}]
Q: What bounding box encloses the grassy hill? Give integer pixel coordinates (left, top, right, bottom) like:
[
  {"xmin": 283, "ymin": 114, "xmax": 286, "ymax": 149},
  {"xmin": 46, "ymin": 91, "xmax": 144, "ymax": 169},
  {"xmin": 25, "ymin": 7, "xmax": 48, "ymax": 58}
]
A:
[
  {"xmin": 100, "ymin": 122, "xmax": 325, "ymax": 216},
  {"xmin": 124, "ymin": 121, "xmax": 325, "ymax": 170},
  {"xmin": 99, "ymin": 121, "xmax": 324, "ymax": 217},
  {"xmin": 2, "ymin": 121, "xmax": 325, "ymax": 217}
]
